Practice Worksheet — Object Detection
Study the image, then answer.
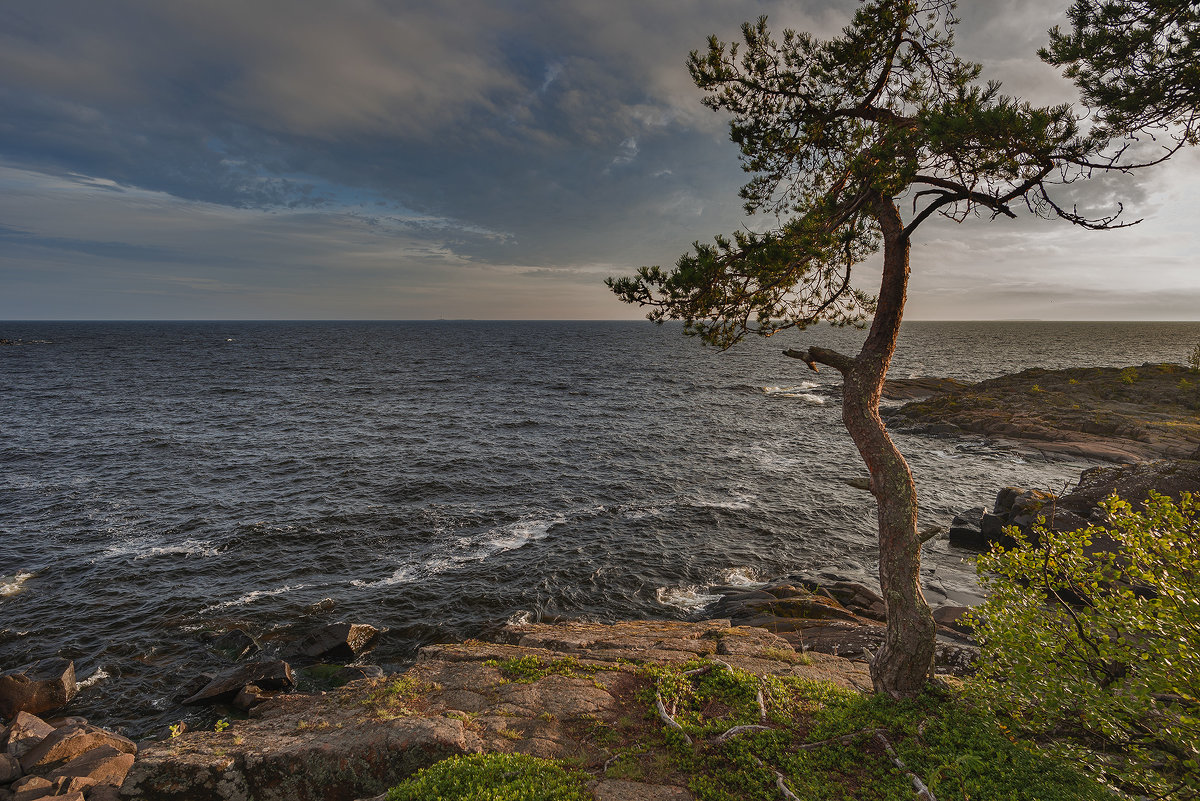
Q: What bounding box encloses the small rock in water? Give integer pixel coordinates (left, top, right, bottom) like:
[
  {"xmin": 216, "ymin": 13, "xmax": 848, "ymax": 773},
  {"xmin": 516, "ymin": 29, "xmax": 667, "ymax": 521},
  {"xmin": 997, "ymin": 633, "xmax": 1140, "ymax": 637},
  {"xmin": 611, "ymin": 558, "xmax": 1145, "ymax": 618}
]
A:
[
  {"xmin": 305, "ymin": 598, "xmax": 337, "ymax": 614},
  {"xmin": 0, "ymin": 659, "xmax": 77, "ymax": 720},
  {"xmin": 293, "ymin": 622, "xmax": 381, "ymax": 662}
]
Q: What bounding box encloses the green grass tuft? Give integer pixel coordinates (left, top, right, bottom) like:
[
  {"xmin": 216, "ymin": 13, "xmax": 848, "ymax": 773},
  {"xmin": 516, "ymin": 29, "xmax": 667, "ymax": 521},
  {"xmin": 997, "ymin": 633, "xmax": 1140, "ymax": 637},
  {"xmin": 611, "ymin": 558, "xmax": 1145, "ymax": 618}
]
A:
[{"xmin": 385, "ymin": 753, "xmax": 590, "ymax": 801}]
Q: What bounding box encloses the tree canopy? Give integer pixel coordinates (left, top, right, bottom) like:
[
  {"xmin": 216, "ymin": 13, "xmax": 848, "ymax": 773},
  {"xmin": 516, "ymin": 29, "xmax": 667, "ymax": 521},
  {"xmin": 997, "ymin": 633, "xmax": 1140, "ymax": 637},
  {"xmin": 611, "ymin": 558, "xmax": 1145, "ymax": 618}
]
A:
[{"xmin": 1042, "ymin": 0, "xmax": 1200, "ymax": 149}]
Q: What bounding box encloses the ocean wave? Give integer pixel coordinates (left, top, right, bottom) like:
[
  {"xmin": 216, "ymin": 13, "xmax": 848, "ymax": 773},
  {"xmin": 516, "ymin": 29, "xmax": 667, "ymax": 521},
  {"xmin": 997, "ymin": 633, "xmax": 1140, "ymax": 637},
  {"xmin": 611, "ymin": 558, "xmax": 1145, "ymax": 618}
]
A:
[
  {"xmin": 0, "ymin": 572, "xmax": 35, "ymax": 598},
  {"xmin": 655, "ymin": 585, "xmax": 723, "ymax": 611}
]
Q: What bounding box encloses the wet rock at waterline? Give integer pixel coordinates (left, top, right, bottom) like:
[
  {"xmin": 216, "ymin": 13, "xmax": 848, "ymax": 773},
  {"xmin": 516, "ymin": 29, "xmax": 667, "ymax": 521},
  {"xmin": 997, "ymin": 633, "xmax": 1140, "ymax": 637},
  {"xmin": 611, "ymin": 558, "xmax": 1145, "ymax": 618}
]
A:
[
  {"xmin": 202, "ymin": 629, "xmax": 260, "ymax": 662},
  {"xmin": 0, "ymin": 660, "xmax": 77, "ymax": 720},
  {"xmin": 183, "ymin": 661, "xmax": 295, "ymax": 707},
  {"xmin": 292, "ymin": 623, "xmax": 381, "ymax": 663},
  {"xmin": 948, "ymin": 506, "xmax": 987, "ymax": 549}
]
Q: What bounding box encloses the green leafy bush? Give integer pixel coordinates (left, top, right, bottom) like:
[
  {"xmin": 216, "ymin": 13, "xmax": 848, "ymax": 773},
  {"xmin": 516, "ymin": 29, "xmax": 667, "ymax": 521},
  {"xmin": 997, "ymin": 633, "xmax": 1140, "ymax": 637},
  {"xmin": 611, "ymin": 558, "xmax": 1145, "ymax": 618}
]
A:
[
  {"xmin": 386, "ymin": 753, "xmax": 590, "ymax": 801},
  {"xmin": 1189, "ymin": 343, "xmax": 1200, "ymax": 372},
  {"xmin": 967, "ymin": 493, "xmax": 1200, "ymax": 799}
]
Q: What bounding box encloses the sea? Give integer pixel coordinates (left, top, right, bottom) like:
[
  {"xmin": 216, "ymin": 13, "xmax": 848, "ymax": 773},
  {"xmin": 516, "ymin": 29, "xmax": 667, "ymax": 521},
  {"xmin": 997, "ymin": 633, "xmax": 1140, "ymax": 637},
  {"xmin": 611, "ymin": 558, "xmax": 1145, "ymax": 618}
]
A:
[{"xmin": 2, "ymin": 320, "xmax": 1198, "ymax": 736}]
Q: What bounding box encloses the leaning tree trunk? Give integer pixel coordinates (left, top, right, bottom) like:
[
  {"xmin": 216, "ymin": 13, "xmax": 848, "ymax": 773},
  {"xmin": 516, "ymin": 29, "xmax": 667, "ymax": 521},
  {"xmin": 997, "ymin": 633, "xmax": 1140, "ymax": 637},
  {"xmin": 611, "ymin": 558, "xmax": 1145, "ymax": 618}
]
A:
[{"xmin": 845, "ymin": 192, "xmax": 936, "ymax": 698}]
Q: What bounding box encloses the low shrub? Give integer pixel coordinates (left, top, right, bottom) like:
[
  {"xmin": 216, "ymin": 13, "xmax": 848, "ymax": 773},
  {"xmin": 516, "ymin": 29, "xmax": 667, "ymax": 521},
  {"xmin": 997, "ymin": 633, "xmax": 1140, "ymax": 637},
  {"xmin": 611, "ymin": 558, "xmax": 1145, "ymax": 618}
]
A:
[{"xmin": 967, "ymin": 492, "xmax": 1200, "ymax": 799}]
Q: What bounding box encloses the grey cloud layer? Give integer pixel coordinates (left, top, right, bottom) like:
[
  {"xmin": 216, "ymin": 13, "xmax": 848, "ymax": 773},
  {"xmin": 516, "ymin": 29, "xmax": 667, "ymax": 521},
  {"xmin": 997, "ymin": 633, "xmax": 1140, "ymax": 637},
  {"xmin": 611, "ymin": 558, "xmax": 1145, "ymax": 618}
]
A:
[{"xmin": 1, "ymin": 0, "xmax": 1196, "ymax": 319}]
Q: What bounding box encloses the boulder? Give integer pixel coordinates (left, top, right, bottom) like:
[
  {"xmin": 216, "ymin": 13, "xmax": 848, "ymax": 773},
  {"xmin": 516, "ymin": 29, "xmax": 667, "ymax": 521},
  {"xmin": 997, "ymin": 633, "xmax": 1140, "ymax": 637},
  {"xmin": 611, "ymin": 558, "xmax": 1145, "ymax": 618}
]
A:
[
  {"xmin": 293, "ymin": 623, "xmax": 380, "ymax": 662},
  {"xmin": 948, "ymin": 506, "xmax": 986, "ymax": 549},
  {"xmin": 9, "ymin": 776, "xmax": 49, "ymax": 793},
  {"xmin": 0, "ymin": 660, "xmax": 76, "ymax": 720},
  {"xmin": 803, "ymin": 580, "xmax": 887, "ymax": 621},
  {"xmin": 1, "ymin": 712, "xmax": 55, "ymax": 758},
  {"xmin": 46, "ymin": 744, "xmax": 134, "ymax": 788},
  {"xmin": 184, "ymin": 661, "xmax": 294, "ymax": 706},
  {"xmin": 18, "ymin": 724, "xmax": 135, "ymax": 775},
  {"xmin": 0, "ymin": 752, "xmax": 20, "ymax": 783},
  {"xmin": 231, "ymin": 684, "xmax": 273, "ymax": 712}
]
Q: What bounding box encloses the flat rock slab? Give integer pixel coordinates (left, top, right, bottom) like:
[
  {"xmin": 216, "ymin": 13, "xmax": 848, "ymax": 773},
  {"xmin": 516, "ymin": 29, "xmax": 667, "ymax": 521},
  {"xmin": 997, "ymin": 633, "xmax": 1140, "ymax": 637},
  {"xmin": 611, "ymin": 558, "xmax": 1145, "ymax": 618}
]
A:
[{"xmin": 123, "ymin": 713, "xmax": 481, "ymax": 801}]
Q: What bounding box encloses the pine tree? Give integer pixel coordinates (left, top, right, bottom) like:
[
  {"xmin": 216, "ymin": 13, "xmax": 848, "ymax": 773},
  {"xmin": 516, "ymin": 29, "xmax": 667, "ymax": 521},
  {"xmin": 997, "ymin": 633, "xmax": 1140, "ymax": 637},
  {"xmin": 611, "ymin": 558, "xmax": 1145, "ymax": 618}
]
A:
[{"xmin": 609, "ymin": 0, "xmax": 1132, "ymax": 697}]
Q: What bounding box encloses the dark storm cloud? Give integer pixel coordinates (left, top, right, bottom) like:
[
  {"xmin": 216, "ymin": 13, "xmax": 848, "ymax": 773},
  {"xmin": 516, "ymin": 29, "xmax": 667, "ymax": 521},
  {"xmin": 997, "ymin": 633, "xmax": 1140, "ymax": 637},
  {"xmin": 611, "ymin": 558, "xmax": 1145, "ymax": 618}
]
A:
[{"xmin": 1, "ymin": 0, "xmax": 1196, "ymax": 319}]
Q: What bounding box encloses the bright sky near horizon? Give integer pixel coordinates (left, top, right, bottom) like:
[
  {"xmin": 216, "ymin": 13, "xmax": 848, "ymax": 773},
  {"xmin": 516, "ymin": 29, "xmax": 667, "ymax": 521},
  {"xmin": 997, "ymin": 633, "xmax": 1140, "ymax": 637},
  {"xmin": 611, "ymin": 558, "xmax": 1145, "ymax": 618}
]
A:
[{"xmin": 2, "ymin": 1, "xmax": 1198, "ymax": 321}]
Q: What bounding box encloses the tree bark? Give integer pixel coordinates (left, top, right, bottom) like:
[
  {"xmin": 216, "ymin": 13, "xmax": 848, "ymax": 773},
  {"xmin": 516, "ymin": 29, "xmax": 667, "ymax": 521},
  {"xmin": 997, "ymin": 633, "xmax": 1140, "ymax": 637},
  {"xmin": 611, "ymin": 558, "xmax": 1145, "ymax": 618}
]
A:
[{"xmin": 844, "ymin": 191, "xmax": 936, "ymax": 698}]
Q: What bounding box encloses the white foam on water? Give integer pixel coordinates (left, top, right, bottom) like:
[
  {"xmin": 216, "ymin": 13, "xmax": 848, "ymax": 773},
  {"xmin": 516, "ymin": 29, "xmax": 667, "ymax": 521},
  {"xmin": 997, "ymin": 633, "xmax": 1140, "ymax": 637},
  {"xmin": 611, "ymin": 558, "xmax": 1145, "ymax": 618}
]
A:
[
  {"xmin": 487, "ymin": 515, "xmax": 564, "ymax": 552},
  {"xmin": 507, "ymin": 610, "xmax": 533, "ymax": 626},
  {"xmin": 142, "ymin": 539, "xmax": 220, "ymax": 559},
  {"xmin": 350, "ymin": 514, "xmax": 564, "ymax": 588},
  {"xmin": 762, "ymin": 382, "xmax": 818, "ymax": 395},
  {"xmin": 719, "ymin": 567, "xmax": 765, "ymax": 587},
  {"xmin": 103, "ymin": 538, "xmax": 219, "ymax": 561},
  {"xmin": 621, "ymin": 504, "xmax": 668, "ymax": 520},
  {"xmin": 350, "ymin": 564, "xmax": 418, "ymax": 588},
  {"xmin": 78, "ymin": 667, "xmax": 110, "ymax": 689},
  {"xmin": 762, "ymin": 384, "xmax": 825, "ymax": 403},
  {"xmin": 655, "ymin": 585, "xmax": 723, "ymax": 611},
  {"xmin": 692, "ymin": 490, "xmax": 756, "ymax": 510},
  {"xmin": 0, "ymin": 572, "xmax": 34, "ymax": 598},
  {"xmin": 203, "ymin": 583, "xmax": 309, "ymax": 612}
]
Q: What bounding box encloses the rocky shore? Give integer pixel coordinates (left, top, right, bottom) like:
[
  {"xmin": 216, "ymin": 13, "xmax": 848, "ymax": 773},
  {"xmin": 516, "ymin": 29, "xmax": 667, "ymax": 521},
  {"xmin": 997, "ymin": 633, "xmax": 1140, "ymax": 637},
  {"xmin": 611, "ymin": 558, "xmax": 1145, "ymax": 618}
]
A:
[
  {"xmin": 887, "ymin": 363, "xmax": 1200, "ymax": 462},
  {"xmin": 4, "ymin": 618, "xmax": 875, "ymax": 801}
]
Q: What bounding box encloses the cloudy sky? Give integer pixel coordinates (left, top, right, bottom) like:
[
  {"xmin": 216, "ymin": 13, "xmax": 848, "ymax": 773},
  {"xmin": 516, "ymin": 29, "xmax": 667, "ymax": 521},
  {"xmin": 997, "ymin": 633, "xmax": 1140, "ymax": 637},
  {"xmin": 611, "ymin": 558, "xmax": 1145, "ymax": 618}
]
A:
[{"xmin": 2, "ymin": 0, "xmax": 1197, "ymax": 320}]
